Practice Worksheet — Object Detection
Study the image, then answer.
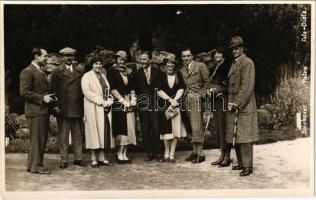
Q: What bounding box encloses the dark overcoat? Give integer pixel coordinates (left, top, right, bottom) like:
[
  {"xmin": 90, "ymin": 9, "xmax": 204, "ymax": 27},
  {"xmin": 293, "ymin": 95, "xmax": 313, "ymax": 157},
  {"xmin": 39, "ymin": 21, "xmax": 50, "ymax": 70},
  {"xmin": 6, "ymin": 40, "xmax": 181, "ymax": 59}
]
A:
[
  {"xmin": 50, "ymin": 63, "xmax": 84, "ymax": 117},
  {"xmin": 107, "ymin": 68, "xmax": 135, "ymax": 136},
  {"xmin": 225, "ymin": 54, "xmax": 259, "ymax": 144}
]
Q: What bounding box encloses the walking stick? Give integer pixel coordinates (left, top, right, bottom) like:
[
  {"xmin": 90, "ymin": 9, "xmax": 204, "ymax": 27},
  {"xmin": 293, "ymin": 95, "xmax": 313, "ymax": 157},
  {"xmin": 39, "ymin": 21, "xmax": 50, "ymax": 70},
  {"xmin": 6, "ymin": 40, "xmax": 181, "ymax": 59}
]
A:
[
  {"xmin": 231, "ymin": 108, "xmax": 239, "ymax": 172},
  {"xmin": 196, "ymin": 111, "xmax": 212, "ymax": 162}
]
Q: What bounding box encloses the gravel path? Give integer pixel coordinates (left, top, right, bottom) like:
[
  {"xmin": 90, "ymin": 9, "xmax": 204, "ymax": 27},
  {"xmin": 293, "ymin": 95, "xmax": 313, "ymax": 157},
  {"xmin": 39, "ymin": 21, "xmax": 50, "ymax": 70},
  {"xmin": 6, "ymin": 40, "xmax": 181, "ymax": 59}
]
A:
[{"xmin": 5, "ymin": 138, "xmax": 311, "ymax": 191}]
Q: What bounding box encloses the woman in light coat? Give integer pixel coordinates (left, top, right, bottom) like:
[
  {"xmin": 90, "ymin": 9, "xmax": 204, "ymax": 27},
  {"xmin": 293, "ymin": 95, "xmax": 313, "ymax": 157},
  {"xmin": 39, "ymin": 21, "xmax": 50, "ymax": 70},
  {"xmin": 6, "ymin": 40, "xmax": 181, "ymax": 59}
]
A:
[{"xmin": 81, "ymin": 56, "xmax": 115, "ymax": 167}]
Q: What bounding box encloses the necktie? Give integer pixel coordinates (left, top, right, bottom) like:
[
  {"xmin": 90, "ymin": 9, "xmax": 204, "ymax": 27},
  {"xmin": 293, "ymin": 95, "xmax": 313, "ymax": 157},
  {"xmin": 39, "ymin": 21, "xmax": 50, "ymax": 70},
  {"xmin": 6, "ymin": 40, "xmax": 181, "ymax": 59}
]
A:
[
  {"xmin": 68, "ymin": 65, "xmax": 73, "ymax": 73},
  {"xmin": 144, "ymin": 68, "xmax": 150, "ymax": 84}
]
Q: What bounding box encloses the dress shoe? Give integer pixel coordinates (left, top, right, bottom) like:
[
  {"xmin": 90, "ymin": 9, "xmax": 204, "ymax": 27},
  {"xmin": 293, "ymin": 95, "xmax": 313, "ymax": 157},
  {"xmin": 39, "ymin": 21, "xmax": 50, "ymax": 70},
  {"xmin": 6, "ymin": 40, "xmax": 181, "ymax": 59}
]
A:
[
  {"xmin": 240, "ymin": 167, "xmax": 253, "ymax": 176},
  {"xmin": 91, "ymin": 161, "xmax": 99, "ymax": 168},
  {"xmin": 192, "ymin": 155, "xmax": 205, "ymax": 164},
  {"xmin": 211, "ymin": 157, "xmax": 224, "ymax": 165},
  {"xmin": 168, "ymin": 158, "xmax": 176, "ymax": 163},
  {"xmin": 161, "ymin": 157, "xmax": 169, "ymax": 162},
  {"xmin": 211, "ymin": 150, "xmax": 225, "ymax": 165},
  {"xmin": 59, "ymin": 162, "xmax": 68, "ymax": 169},
  {"xmin": 144, "ymin": 154, "xmax": 155, "ymax": 162},
  {"xmin": 232, "ymin": 164, "xmax": 243, "ymax": 170},
  {"xmin": 116, "ymin": 155, "xmax": 126, "ymax": 164},
  {"xmin": 156, "ymin": 156, "xmax": 164, "ymax": 163},
  {"xmin": 98, "ymin": 160, "xmax": 113, "ymax": 166},
  {"xmin": 218, "ymin": 159, "xmax": 231, "ymax": 168},
  {"xmin": 184, "ymin": 153, "xmax": 197, "ymax": 162},
  {"xmin": 31, "ymin": 168, "xmax": 51, "ymax": 174},
  {"xmin": 73, "ymin": 160, "xmax": 87, "ymax": 167}
]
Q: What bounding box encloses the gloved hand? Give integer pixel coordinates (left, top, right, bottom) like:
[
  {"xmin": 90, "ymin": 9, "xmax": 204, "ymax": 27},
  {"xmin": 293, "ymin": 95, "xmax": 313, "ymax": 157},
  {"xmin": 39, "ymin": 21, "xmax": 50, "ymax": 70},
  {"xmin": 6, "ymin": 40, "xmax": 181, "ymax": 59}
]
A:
[
  {"xmin": 170, "ymin": 99, "xmax": 179, "ymax": 108},
  {"xmin": 130, "ymin": 97, "xmax": 137, "ymax": 106},
  {"xmin": 228, "ymin": 102, "xmax": 239, "ymax": 111},
  {"xmin": 103, "ymin": 98, "xmax": 114, "ymax": 107},
  {"xmin": 122, "ymin": 100, "xmax": 131, "ymax": 108}
]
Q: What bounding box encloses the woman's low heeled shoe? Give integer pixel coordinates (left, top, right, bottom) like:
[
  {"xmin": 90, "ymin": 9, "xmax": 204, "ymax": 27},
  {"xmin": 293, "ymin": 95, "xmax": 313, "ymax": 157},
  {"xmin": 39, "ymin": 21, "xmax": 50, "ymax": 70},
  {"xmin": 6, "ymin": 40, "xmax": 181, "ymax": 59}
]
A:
[{"xmin": 98, "ymin": 160, "xmax": 113, "ymax": 166}]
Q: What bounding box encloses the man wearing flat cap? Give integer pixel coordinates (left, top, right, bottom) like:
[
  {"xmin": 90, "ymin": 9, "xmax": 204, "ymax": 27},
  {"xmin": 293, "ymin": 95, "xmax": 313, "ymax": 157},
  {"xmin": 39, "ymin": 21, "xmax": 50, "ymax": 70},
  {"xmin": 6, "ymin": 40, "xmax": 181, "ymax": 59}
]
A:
[
  {"xmin": 50, "ymin": 47, "xmax": 86, "ymax": 168},
  {"xmin": 225, "ymin": 36, "xmax": 259, "ymax": 176}
]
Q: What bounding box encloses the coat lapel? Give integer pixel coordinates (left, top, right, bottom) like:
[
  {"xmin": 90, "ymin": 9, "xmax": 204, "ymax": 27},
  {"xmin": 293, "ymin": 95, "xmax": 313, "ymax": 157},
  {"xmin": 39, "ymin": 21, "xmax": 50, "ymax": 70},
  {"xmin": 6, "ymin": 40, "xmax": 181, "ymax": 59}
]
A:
[
  {"xmin": 30, "ymin": 64, "xmax": 49, "ymax": 86},
  {"xmin": 90, "ymin": 70, "xmax": 103, "ymax": 95},
  {"xmin": 227, "ymin": 54, "xmax": 246, "ymax": 79},
  {"xmin": 149, "ymin": 66, "xmax": 156, "ymax": 85},
  {"xmin": 187, "ymin": 61, "xmax": 198, "ymax": 77},
  {"xmin": 68, "ymin": 68, "xmax": 82, "ymax": 84}
]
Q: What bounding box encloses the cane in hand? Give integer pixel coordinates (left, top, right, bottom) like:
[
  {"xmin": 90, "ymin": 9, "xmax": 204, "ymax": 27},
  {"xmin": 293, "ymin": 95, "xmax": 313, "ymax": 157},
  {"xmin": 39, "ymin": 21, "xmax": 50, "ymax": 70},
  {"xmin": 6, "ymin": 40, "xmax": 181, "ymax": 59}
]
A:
[
  {"xmin": 197, "ymin": 110, "xmax": 212, "ymax": 162},
  {"xmin": 230, "ymin": 107, "xmax": 239, "ymax": 173}
]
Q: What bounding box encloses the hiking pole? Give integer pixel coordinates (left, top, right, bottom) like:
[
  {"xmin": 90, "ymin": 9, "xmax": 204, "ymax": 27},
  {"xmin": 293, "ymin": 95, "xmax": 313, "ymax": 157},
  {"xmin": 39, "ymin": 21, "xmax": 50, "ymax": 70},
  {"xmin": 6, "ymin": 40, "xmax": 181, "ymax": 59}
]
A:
[
  {"xmin": 196, "ymin": 111, "xmax": 212, "ymax": 162},
  {"xmin": 230, "ymin": 108, "xmax": 239, "ymax": 173}
]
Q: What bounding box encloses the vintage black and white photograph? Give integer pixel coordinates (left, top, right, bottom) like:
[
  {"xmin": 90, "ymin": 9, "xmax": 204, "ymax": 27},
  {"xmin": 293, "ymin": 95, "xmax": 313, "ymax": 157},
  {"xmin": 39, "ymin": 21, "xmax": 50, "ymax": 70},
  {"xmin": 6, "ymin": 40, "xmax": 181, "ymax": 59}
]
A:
[{"xmin": 0, "ymin": 1, "xmax": 314, "ymax": 199}]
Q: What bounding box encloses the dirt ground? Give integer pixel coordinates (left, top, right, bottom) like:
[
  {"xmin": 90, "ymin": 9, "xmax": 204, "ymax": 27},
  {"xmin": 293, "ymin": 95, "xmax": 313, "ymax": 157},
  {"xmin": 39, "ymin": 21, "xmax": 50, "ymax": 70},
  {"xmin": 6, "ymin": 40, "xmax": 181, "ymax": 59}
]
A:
[{"xmin": 4, "ymin": 138, "xmax": 311, "ymax": 191}]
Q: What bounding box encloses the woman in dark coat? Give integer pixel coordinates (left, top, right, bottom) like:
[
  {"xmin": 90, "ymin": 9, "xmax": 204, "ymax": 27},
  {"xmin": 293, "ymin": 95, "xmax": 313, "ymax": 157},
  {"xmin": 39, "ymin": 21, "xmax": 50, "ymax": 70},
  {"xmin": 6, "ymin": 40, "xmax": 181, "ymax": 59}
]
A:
[
  {"xmin": 157, "ymin": 53, "xmax": 190, "ymax": 162},
  {"xmin": 207, "ymin": 47, "xmax": 232, "ymax": 167},
  {"xmin": 107, "ymin": 51, "xmax": 137, "ymax": 163}
]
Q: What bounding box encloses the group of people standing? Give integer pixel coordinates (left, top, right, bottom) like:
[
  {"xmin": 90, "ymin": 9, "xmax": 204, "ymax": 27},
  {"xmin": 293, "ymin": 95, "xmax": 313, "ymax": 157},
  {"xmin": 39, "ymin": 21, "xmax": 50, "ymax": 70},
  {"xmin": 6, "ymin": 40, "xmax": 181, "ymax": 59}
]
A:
[{"xmin": 19, "ymin": 35, "xmax": 258, "ymax": 177}]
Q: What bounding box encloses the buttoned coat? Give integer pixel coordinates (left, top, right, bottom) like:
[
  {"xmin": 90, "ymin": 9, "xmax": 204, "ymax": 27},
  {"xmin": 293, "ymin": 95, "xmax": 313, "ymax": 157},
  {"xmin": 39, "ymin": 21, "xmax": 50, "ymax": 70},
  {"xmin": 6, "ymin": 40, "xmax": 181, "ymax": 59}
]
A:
[
  {"xmin": 81, "ymin": 70, "xmax": 114, "ymax": 149},
  {"xmin": 50, "ymin": 63, "xmax": 84, "ymax": 117},
  {"xmin": 225, "ymin": 54, "xmax": 259, "ymax": 144},
  {"xmin": 179, "ymin": 61, "xmax": 209, "ymax": 142},
  {"xmin": 179, "ymin": 60, "xmax": 210, "ymax": 97},
  {"xmin": 20, "ymin": 64, "xmax": 50, "ymax": 116}
]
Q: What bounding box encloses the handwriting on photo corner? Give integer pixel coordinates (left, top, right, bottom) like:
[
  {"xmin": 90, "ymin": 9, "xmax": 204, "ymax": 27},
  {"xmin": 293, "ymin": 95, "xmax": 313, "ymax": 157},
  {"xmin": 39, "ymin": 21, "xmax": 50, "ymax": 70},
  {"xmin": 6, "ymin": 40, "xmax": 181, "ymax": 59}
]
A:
[
  {"xmin": 300, "ymin": 10, "xmax": 308, "ymax": 42},
  {"xmin": 101, "ymin": 88, "xmax": 227, "ymax": 112}
]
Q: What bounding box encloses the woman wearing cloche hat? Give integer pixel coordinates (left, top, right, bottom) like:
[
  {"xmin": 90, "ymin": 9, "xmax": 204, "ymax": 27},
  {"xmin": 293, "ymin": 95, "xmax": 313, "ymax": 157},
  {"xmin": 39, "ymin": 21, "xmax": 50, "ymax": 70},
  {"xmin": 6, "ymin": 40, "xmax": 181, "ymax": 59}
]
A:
[
  {"xmin": 107, "ymin": 50, "xmax": 137, "ymax": 164},
  {"xmin": 157, "ymin": 53, "xmax": 191, "ymax": 163}
]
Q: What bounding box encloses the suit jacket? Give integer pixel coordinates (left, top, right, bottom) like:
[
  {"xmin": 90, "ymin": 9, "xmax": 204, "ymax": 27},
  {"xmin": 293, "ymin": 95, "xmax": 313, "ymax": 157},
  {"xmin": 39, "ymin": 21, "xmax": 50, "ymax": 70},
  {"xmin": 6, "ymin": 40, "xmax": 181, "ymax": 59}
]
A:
[
  {"xmin": 50, "ymin": 63, "xmax": 84, "ymax": 117},
  {"xmin": 133, "ymin": 65, "xmax": 162, "ymax": 101},
  {"xmin": 179, "ymin": 60, "xmax": 209, "ymax": 96},
  {"xmin": 20, "ymin": 64, "xmax": 50, "ymax": 117}
]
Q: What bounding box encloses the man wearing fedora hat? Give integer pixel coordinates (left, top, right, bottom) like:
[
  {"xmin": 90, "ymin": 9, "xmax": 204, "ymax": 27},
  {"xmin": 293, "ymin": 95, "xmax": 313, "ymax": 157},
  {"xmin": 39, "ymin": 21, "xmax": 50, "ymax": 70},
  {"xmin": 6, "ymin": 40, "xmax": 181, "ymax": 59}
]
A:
[
  {"xmin": 225, "ymin": 36, "xmax": 259, "ymax": 176},
  {"xmin": 50, "ymin": 47, "xmax": 86, "ymax": 169}
]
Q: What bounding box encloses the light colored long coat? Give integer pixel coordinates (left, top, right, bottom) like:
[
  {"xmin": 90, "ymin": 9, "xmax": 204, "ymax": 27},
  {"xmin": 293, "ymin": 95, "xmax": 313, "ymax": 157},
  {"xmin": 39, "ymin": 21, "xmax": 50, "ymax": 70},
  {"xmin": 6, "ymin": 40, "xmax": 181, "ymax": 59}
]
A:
[
  {"xmin": 226, "ymin": 54, "xmax": 259, "ymax": 144},
  {"xmin": 81, "ymin": 70, "xmax": 114, "ymax": 149}
]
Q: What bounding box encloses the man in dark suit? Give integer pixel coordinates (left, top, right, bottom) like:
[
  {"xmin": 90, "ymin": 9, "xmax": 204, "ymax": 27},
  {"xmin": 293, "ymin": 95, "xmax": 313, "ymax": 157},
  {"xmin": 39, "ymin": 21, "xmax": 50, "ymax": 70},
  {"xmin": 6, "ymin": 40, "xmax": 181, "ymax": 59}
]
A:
[
  {"xmin": 20, "ymin": 47, "xmax": 53, "ymax": 174},
  {"xmin": 179, "ymin": 47, "xmax": 209, "ymax": 164},
  {"xmin": 50, "ymin": 47, "xmax": 86, "ymax": 169},
  {"xmin": 133, "ymin": 51, "xmax": 163, "ymax": 162}
]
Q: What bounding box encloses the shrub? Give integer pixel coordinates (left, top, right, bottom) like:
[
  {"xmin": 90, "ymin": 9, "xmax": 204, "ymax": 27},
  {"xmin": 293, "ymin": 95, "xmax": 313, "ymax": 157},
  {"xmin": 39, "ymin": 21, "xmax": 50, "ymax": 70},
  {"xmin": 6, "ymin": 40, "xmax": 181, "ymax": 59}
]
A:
[{"xmin": 270, "ymin": 64, "xmax": 310, "ymax": 129}]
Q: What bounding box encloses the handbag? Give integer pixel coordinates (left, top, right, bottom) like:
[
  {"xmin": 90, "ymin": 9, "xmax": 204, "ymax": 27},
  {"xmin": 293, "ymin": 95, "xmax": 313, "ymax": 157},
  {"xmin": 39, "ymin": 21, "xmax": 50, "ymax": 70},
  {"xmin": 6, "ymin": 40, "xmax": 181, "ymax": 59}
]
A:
[{"xmin": 165, "ymin": 106, "xmax": 179, "ymax": 120}]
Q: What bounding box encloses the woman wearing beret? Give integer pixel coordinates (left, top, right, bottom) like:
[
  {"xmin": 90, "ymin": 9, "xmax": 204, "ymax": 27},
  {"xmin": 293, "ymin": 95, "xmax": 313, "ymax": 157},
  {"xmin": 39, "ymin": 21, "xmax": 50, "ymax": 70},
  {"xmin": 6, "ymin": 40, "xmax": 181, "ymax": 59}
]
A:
[
  {"xmin": 157, "ymin": 53, "xmax": 191, "ymax": 162},
  {"xmin": 107, "ymin": 51, "xmax": 137, "ymax": 164},
  {"xmin": 81, "ymin": 56, "xmax": 115, "ymax": 168}
]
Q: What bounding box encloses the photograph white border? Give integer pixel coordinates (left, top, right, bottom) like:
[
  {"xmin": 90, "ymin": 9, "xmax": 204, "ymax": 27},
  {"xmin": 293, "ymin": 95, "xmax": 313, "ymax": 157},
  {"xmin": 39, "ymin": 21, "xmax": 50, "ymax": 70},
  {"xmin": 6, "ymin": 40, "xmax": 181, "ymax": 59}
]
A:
[{"xmin": 0, "ymin": 1, "xmax": 314, "ymax": 199}]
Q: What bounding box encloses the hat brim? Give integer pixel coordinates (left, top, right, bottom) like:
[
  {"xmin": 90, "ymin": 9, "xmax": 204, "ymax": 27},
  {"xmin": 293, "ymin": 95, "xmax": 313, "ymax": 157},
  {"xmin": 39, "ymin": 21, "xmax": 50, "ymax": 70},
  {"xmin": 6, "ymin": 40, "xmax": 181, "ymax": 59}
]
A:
[
  {"xmin": 115, "ymin": 54, "xmax": 127, "ymax": 61},
  {"xmin": 163, "ymin": 58, "xmax": 177, "ymax": 64},
  {"xmin": 228, "ymin": 43, "xmax": 244, "ymax": 49}
]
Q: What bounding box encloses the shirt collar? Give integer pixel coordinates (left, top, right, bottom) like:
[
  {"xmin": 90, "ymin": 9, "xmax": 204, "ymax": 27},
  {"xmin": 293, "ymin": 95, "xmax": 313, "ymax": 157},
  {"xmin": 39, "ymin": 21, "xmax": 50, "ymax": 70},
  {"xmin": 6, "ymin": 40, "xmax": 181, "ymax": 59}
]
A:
[
  {"xmin": 31, "ymin": 61, "xmax": 42, "ymax": 72},
  {"xmin": 234, "ymin": 53, "xmax": 246, "ymax": 63}
]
